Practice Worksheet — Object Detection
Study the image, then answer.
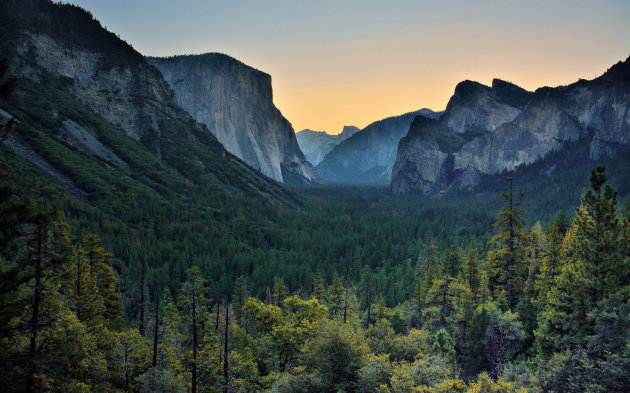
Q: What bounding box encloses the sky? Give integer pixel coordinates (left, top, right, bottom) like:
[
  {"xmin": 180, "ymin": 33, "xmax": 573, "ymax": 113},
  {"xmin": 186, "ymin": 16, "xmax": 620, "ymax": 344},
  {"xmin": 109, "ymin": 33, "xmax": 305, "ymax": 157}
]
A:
[{"xmin": 63, "ymin": 0, "xmax": 629, "ymax": 134}]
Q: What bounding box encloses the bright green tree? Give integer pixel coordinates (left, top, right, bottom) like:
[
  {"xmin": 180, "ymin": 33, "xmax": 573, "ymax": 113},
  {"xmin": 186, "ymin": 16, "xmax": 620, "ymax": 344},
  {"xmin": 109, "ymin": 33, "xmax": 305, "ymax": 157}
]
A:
[
  {"xmin": 82, "ymin": 233, "xmax": 123, "ymax": 325},
  {"xmin": 112, "ymin": 328, "xmax": 152, "ymax": 392},
  {"xmin": 302, "ymin": 320, "xmax": 370, "ymax": 392}
]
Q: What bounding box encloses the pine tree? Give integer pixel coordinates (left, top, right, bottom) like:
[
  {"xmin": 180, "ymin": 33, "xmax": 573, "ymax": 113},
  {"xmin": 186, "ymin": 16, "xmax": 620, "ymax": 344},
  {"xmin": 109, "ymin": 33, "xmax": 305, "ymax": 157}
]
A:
[
  {"xmin": 412, "ymin": 243, "xmax": 441, "ymax": 324},
  {"xmin": 485, "ymin": 308, "xmax": 524, "ymax": 379},
  {"xmin": 327, "ymin": 272, "xmax": 345, "ymax": 318},
  {"xmin": 464, "ymin": 248, "xmax": 481, "ymax": 304},
  {"xmin": 178, "ymin": 266, "xmax": 209, "ymax": 393},
  {"xmin": 449, "ymin": 274, "xmax": 475, "ymax": 364},
  {"xmin": 487, "ymin": 171, "xmax": 528, "ymax": 311},
  {"xmin": 113, "ymin": 329, "xmax": 151, "ymax": 393},
  {"xmin": 83, "ymin": 233, "xmax": 122, "ymax": 324},
  {"xmin": 312, "ymin": 270, "xmax": 325, "ymax": 302},
  {"xmin": 69, "ymin": 243, "xmax": 104, "ymax": 329},
  {"xmin": 1, "ymin": 188, "xmax": 72, "ymax": 391},
  {"xmin": 0, "ymin": 186, "xmax": 31, "ymax": 339},
  {"xmin": 423, "ymin": 246, "xmax": 461, "ymax": 332},
  {"xmin": 536, "ymin": 166, "xmax": 627, "ymax": 355},
  {"xmin": 359, "ymin": 269, "xmax": 375, "ymax": 328},
  {"xmin": 443, "ymin": 245, "xmax": 462, "ymax": 278},
  {"xmin": 232, "ymin": 275, "xmax": 248, "ymax": 323},
  {"xmin": 533, "ymin": 222, "xmax": 563, "ymax": 311},
  {"xmin": 139, "ymin": 255, "xmax": 147, "ymax": 336},
  {"xmin": 272, "ymin": 277, "xmax": 289, "ymax": 309}
]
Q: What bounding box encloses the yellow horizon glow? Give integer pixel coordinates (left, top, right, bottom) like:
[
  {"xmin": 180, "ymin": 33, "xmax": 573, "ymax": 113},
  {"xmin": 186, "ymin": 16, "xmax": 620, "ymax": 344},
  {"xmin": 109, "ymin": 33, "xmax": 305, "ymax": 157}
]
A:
[
  {"xmin": 273, "ymin": 56, "xmax": 623, "ymax": 134},
  {"xmin": 263, "ymin": 32, "xmax": 629, "ymax": 134}
]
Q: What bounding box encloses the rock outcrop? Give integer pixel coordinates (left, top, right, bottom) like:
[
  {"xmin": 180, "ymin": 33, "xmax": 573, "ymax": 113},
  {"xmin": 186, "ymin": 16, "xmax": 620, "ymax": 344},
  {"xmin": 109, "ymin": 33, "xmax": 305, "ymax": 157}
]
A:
[
  {"xmin": 147, "ymin": 54, "xmax": 321, "ymax": 185},
  {"xmin": 11, "ymin": 31, "xmax": 183, "ymax": 146},
  {"xmin": 391, "ymin": 56, "xmax": 630, "ymax": 194},
  {"xmin": 316, "ymin": 108, "xmax": 439, "ymax": 185},
  {"xmin": 440, "ymin": 79, "xmax": 532, "ymax": 135},
  {"xmin": 391, "ymin": 116, "xmax": 465, "ymax": 194},
  {"xmin": 296, "ymin": 125, "xmax": 360, "ymax": 166}
]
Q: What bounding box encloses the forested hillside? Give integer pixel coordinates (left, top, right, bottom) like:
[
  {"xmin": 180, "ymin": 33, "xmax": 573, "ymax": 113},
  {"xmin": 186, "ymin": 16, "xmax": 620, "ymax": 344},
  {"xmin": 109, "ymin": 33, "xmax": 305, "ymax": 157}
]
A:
[{"xmin": 1, "ymin": 166, "xmax": 629, "ymax": 392}]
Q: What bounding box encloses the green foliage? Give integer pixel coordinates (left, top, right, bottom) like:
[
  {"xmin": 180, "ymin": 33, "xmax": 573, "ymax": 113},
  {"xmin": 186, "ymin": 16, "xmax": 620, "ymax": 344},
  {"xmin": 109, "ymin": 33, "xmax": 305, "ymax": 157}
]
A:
[
  {"xmin": 535, "ymin": 166, "xmax": 628, "ymax": 355},
  {"xmin": 486, "ymin": 172, "xmax": 529, "ymax": 310},
  {"xmin": 138, "ymin": 367, "xmax": 187, "ymax": 393},
  {"xmin": 302, "ymin": 320, "xmax": 370, "ymax": 392},
  {"xmin": 357, "ymin": 354, "xmax": 393, "ymax": 393},
  {"xmin": 273, "ymin": 278, "xmax": 289, "ymax": 308},
  {"xmin": 485, "ymin": 307, "xmax": 525, "ymax": 378},
  {"xmin": 111, "ymin": 328, "xmax": 152, "ymax": 391},
  {"xmin": 326, "ymin": 272, "xmax": 346, "ymax": 318}
]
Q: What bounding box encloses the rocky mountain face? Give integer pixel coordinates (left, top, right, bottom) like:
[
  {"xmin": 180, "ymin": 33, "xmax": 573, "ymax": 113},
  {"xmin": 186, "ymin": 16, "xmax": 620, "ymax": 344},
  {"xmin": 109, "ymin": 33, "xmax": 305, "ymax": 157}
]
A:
[
  {"xmin": 316, "ymin": 108, "xmax": 439, "ymax": 185},
  {"xmin": 391, "ymin": 57, "xmax": 630, "ymax": 194},
  {"xmin": 391, "ymin": 116, "xmax": 465, "ymax": 194},
  {"xmin": 0, "ymin": 0, "xmax": 297, "ymax": 205},
  {"xmin": 146, "ymin": 54, "xmax": 320, "ymax": 186},
  {"xmin": 12, "ymin": 30, "xmax": 176, "ymax": 145},
  {"xmin": 296, "ymin": 125, "xmax": 360, "ymax": 166},
  {"xmin": 440, "ymin": 79, "xmax": 532, "ymax": 136}
]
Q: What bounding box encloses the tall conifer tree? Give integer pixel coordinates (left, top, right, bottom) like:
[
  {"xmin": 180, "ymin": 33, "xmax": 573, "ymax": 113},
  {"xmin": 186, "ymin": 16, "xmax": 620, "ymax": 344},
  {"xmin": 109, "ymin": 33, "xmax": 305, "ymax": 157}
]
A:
[{"xmin": 487, "ymin": 171, "xmax": 528, "ymax": 310}]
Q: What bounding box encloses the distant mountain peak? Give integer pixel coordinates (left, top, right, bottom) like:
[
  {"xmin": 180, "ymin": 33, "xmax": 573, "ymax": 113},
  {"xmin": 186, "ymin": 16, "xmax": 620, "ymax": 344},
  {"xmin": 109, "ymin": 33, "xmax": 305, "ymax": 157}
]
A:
[
  {"xmin": 315, "ymin": 109, "xmax": 440, "ymax": 185},
  {"xmin": 296, "ymin": 125, "xmax": 360, "ymax": 166}
]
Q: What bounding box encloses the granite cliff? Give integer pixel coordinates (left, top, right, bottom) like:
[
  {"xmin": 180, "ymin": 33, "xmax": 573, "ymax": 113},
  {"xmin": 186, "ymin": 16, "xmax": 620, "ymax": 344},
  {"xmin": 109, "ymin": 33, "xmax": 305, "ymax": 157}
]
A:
[
  {"xmin": 296, "ymin": 125, "xmax": 360, "ymax": 166},
  {"xmin": 391, "ymin": 56, "xmax": 630, "ymax": 194},
  {"xmin": 316, "ymin": 108, "xmax": 439, "ymax": 185},
  {"xmin": 147, "ymin": 54, "xmax": 321, "ymax": 186}
]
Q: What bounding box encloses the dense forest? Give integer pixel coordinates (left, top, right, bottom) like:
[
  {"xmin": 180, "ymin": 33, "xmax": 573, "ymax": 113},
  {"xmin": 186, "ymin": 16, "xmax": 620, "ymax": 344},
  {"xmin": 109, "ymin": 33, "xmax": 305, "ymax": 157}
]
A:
[
  {"xmin": 1, "ymin": 165, "xmax": 629, "ymax": 392},
  {"xmin": 1, "ymin": 2, "xmax": 629, "ymax": 392}
]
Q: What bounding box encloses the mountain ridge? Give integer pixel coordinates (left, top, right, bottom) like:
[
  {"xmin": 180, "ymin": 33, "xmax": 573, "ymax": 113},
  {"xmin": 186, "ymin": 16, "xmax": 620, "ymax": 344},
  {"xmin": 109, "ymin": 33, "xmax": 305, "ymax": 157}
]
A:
[{"xmin": 392, "ymin": 55, "xmax": 630, "ymax": 194}]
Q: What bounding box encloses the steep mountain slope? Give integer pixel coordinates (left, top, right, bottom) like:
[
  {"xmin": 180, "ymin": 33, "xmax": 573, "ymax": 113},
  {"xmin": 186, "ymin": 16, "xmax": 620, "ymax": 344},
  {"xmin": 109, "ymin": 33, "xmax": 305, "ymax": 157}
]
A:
[
  {"xmin": 316, "ymin": 108, "xmax": 439, "ymax": 185},
  {"xmin": 391, "ymin": 56, "xmax": 630, "ymax": 194},
  {"xmin": 0, "ymin": 0, "xmax": 295, "ymax": 203},
  {"xmin": 0, "ymin": 0, "xmax": 312, "ymax": 299},
  {"xmin": 296, "ymin": 125, "xmax": 360, "ymax": 166},
  {"xmin": 146, "ymin": 54, "xmax": 321, "ymax": 186}
]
